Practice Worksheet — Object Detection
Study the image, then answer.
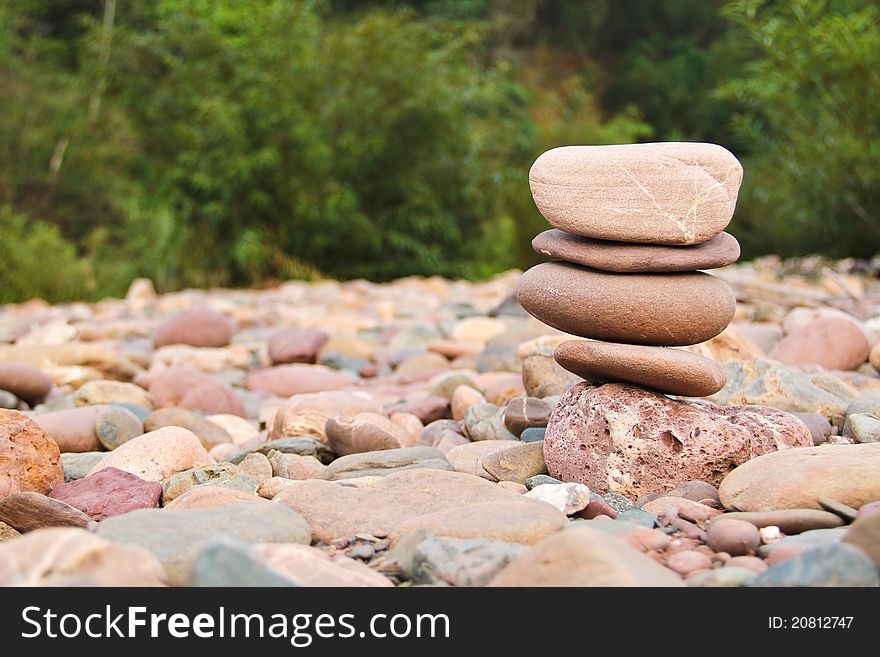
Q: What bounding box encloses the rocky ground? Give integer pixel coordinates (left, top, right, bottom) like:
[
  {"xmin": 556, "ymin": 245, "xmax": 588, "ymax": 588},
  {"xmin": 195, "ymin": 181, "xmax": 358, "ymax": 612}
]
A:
[{"xmin": 0, "ymin": 255, "xmax": 879, "ymax": 587}]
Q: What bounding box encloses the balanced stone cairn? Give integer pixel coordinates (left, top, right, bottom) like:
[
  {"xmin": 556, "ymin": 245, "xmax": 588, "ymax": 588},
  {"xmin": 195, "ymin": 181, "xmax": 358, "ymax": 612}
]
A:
[{"xmin": 516, "ymin": 142, "xmax": 743, "ymax": 397}]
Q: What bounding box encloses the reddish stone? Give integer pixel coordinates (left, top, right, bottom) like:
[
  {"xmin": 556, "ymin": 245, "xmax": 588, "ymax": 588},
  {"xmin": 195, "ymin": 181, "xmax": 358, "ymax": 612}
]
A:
[
  {"xmin": 389, "ymin": 396, "xmax": 450, "ymax": 424},
  {"xmin": 153, "ymin": 306, "xmax": 236, "ymax": 348},
  {"xmin": 0, "ymin": 410, "xmax": 63, "ymax": 499},
  {"xmin": 578, "ymin": 498, "xmax": 618, "ymax": 520},
  {"xmin": 245, "ymin": 365, "xmax": 352, "ymax": 397},
  {"xmin": 544, "ymin": 383, "xmax": 812, "ymax": 498},
  {"xmin": 770, "ymin": 317, "xmax": 870, "ymax": 371},
  {"xmin": 149, "ymin": 366, "xmax": 246, "ymax": 417},
  {"xmin": 49, "ymin": 467, "xmax": 162, "ymax": 520},
  {"xmin": 268, "ymin": 328, "xmax": 329, "ymax": 365}
]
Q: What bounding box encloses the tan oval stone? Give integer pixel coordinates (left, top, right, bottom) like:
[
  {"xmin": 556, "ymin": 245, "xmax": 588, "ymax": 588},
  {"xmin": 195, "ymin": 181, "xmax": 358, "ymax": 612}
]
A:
[
  {"xmin": 719, "ymin": 443, "xmax": 880, "ymax": 512},
  {"xmin": 554, "ymin": 340, "xmax": 727, "ymax": 397},
  {"xmin": 532, "ymin": 229, "xmax": 740, "ymax": 272},
  {"xmin": 529, "ymin": 143, "xmax": 742, "ymax": 245},
  {"xmin": 516, "ymin": 262, "xmax": 735, "ymax": 346},
  {"xmin": 88, "ymin": 426, "xmax": 212, "ymax": 482}
]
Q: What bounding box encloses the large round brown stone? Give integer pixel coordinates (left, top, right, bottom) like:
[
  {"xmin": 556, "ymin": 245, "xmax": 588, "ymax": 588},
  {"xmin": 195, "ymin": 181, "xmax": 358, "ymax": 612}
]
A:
[
  {"xmin": 543, "ymin": 383, "xmax": 811, "ymax": 498},
  {"xmin": 529, "ymin": 142, "xmax": 742, "ymax": 245},
  {"xmin": 532, "ymin": 230, "xmax": 740, "ymax": 272},
  {"xmin": 554, "ymin": 340, "xmax": 726, "ymax": 397},
  {"xmin": 516, "ymin": 262, "xmax": 736, "ymax": 346},
  {"xmin": 0, "ymin": 410, "xmax": 63, "ymax": 499}
]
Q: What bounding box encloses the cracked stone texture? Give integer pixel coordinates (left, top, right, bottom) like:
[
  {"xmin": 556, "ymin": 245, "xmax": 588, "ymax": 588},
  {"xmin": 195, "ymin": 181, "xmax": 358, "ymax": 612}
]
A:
[
  {"xmin": 528, "ymin": 143, "xmax": 743, "ymax": 245},
  {"xmin": 554, "ymin": 340, "xmax": 727, "ymax": 397},
  {"xmin": 516, "ymin": 262, "xmax": 735, "ymax": 346},
  {"xmin": 532, "ymin": 229, "xmax": 740, "ymax": 273},
  {"xmin": 544, "ymin": 383, "xmax": 812, "ymax": 498},
  {"xmin": 0, "ymin": 410, "xmax": 64, "ymax": 499}
]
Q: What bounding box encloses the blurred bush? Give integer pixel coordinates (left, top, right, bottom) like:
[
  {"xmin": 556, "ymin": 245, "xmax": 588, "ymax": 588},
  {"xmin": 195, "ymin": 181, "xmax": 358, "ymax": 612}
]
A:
[{"xmin": 0, "ymin": 0, "xmax": 877, "ymax": 302}]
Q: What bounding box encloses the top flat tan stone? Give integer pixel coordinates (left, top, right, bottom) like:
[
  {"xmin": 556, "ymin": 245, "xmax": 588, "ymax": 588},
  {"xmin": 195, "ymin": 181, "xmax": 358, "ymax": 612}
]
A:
[{"xmin": 529, "ymin": 143, "xmax": 743, "ymax": 245}]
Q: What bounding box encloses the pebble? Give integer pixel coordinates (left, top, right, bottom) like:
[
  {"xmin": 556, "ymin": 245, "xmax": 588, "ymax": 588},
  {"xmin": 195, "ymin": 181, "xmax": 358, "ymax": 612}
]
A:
[
  {"xmin": 464, "ymin": 403, "xmax": 518, "ymax": 441},
  {"xmin": 480, "ymin": 441, "xmax": 547, "ymax": 484},
  {"xmin": 0, "ymin": 361, "xmax": 52, "ymax": 404},
  {"xmin": 769, "ymin": 317, "xmax": 870, "ymax": 371},
  {"xmin": 665, "ymin": 550, "xmax": 713, "ymax": 576},
  {"xmin": 162, "ymin": 464, "xmax": 257, "ymax": 504},
  {"xmin": 446, "ymin": 441, "xmax": 513, "ymax": 478},
  {"xmin": 0, "ymin": 492, "xmax": 92, "ymax": 532},
  {"xmin": 524, "ymin": 474, "xmax": 562, "ymax": 490},
  {"xmin": 61, "ymin": 451, "xmax": 105, "ymax": 481},
  {"xmin": 524, "ymin": 482, "xmax": 590, "ymax": 515},
  {"xmin": 751, "ymin": 543, "xmax": 879, "ymax": 587},
  {"xmin": 0, "ymin": 390, "xmax": 19, "ymax": 409},
  {"xmin": 73, "ymin": 380, "xmax": 152, "ymax": 409},
  {"xmin": 502, "ymin": 397, "xmax": 551, "ymax": 437},
  {"xmin": 32, "ymin": 406, "xmax": 104, "ymax": 453},
  {"xmin": 267, "ymin": 327, "xmax": 329, "ymax": 365},
  {"xmin": 719, "ymin": 443, "xmax": 880, "ymax": 511},
  {"xmin": 95, "ymin": 405, "xmax": 144, "ymax": 450},
  {"xmin": 450, "ymin": 385, "xmax": 487, "ymax": 422},
  {"xmin": 715, "ymin": 509, "xmax": 844, "ymax": 534},
  {"xmin": 88, "ymin": 426, "xmax": 212, "ymax": 482},
  {"xmin": 325, "ymin": 412, "xmax": 411, "ymax": 456},
  {"xmin": 49, "ymin": 467, "xmax": 162, "ymax": 520},
  {"xmin": 154, "ymin": 306, "xmax": 236, "ymax": 348},
  {"xmin": 706, "ymin": 518, "xmax": 761, "ymax": 556},
  {"xmin": 758, "ymin": 527, "xmax": 848, "ymax": 560},
  {"xmin": 520, "ymin": 427, "xmax": 546, "ymax": 443}
]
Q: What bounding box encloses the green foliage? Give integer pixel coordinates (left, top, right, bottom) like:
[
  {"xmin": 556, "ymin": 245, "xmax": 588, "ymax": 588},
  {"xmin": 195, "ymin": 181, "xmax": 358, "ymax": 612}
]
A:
[
  {"xmin": 721, "ymin": 0, "xmax": 880, "ymax": 257},
  {"xmin": 0, "ymin": 0, "xmax": 876, "ymax": 303},
  {"xmin": 108, "ymin": 1, "xmax": 529, "ymax": 282},
  {"xmin": 0, "ymin": 207, "xmax": 89, "ymax": 303}
]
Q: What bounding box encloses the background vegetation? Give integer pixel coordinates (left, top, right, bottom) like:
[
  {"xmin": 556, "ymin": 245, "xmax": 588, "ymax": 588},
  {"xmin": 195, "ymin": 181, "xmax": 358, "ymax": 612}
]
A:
[{"xmin": 1, "ymin": 0, "xmax": 877, "ymax": 302}]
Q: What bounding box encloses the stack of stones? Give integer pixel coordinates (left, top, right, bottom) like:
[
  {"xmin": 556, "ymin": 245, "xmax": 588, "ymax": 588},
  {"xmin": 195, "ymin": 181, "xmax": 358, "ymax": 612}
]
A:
[{"xmin": 516, "ymin": 142, "xmax": 743, "ymax": 397}]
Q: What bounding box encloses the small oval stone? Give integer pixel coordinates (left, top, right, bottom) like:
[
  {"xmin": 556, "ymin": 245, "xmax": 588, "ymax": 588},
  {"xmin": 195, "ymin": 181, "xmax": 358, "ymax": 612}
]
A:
[{"xmin": 706, "ymin": 518, "xmax": 761, "ymax": 556}]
